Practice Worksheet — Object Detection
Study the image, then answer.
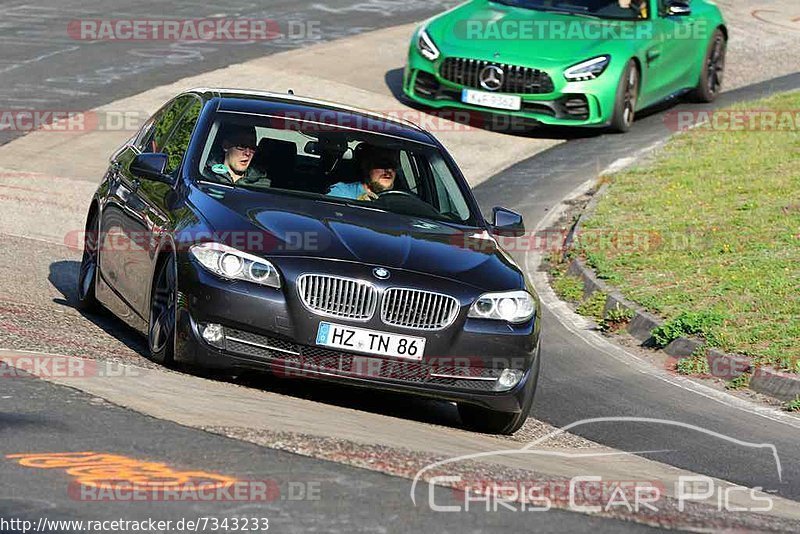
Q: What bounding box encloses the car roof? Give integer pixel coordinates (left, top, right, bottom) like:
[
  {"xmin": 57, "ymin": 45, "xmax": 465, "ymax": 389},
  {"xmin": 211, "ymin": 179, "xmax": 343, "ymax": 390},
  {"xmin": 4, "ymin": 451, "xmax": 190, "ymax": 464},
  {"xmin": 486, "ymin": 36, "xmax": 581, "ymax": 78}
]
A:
[{"xmin": 187, "ymin": 88, "xmax": 436, "ymax": 145}]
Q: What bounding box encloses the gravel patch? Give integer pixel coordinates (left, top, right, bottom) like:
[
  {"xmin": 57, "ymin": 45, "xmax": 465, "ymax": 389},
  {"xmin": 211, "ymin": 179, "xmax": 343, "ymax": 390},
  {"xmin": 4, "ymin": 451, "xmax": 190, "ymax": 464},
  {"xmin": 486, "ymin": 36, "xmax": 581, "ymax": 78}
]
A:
[{"xmin": 203, "ymin": 426, "xmax": 800, "ymax": 533}]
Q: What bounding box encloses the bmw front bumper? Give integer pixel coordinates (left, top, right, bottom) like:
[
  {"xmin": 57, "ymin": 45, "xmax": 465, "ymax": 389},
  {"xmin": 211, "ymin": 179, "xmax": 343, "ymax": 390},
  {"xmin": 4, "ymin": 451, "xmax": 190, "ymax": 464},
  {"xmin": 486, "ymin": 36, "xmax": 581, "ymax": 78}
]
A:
[{"xmin": 173, "ymin": 255, "xmax": 541, "ymax": 412}]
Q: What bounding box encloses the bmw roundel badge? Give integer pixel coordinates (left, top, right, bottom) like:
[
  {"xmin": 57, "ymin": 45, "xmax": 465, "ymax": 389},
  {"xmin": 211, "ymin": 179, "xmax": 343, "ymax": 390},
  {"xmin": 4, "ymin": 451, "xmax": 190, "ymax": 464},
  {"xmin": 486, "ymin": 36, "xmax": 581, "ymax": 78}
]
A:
[{"xmin": 373, "ymin": 268, "xmax": 390, "ymax": 280}]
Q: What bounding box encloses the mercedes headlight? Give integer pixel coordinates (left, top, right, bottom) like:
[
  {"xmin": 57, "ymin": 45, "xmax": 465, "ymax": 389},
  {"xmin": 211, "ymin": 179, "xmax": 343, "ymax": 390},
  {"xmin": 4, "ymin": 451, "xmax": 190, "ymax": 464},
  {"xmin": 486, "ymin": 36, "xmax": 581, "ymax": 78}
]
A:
[
  {"xmin": 468, "ymin": 290, "xmax": 535, "ymax": 324},
  {"xmin": 564, "ymin": 55, "xmax": 611, "ymax": 82},
  {"xmin": 417, "ymin": 29, "xmax": 440, "ymax": 61},
  {"xmin": 190, "ymin": 242, "xmax": 281, "ymax": 288}
]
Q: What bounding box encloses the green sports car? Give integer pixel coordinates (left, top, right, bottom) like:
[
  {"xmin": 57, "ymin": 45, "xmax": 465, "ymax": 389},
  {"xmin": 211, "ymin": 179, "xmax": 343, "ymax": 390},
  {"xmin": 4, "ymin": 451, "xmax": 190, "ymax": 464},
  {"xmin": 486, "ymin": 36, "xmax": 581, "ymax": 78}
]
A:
[{"xmin": 403, "ymin": 0, "xmax": 727, "ymax": 132}]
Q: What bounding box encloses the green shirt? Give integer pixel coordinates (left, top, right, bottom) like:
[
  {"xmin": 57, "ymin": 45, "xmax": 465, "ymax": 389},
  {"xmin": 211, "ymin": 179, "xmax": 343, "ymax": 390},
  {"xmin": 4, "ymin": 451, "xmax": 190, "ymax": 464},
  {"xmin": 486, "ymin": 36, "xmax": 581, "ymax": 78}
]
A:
[{"xmin": 207, "ymin": 161, "xmax": 271, "ymax": 187}]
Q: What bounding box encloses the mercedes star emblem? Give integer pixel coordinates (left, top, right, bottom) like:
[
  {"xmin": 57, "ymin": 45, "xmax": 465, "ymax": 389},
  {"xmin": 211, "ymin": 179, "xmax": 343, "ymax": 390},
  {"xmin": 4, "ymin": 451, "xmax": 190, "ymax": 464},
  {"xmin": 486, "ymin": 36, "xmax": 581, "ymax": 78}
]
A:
[{"xmin": 479, "ymin": 65, "xmax": 504, "ymax": 92}]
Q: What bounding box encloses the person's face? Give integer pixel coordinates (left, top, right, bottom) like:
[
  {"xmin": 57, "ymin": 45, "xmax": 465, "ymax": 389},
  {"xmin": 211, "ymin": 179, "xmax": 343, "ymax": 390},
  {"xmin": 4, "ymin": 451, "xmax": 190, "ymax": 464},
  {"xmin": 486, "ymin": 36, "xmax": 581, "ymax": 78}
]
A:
[
  {"xmin": 224, "ymin": 142, "xmax": 256, "ymax": 175},
  {"xmin": 367, "ymin": 167, "xmax": 396, "ymax": 193}
]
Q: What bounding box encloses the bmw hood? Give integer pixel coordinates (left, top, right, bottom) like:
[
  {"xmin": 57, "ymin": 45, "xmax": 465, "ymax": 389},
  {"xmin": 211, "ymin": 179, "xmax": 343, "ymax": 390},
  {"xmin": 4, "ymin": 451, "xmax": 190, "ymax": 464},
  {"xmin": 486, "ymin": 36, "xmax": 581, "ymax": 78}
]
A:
[
  {"xmin": 191, "ymin": 186, "xmax": 523, "ymax": 292},
  {"xmin": 426, "ymin": 0, "xmax": 637, "ymax": 65}
]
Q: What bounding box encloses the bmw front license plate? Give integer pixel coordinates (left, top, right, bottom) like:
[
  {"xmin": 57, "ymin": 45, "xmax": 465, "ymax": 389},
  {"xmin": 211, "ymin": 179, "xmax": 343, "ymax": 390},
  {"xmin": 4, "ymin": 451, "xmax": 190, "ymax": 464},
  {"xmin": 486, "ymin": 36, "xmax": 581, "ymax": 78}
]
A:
[
  {"xmin": 462, "ymin": 89, "xmax": 521, "ymax": 111},
  {"xmin": 316, "ymin": 322, "xmax": 425, "ymax": 361}
]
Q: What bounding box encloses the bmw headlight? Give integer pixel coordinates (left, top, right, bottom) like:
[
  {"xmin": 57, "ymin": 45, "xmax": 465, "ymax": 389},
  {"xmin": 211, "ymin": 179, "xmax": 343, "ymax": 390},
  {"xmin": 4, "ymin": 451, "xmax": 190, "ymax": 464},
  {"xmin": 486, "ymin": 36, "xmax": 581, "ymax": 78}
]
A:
[
  {"xmin": 417, "ymin": 29, "xmax": 440, "ymax": 61},
  {"xmin": 190, "ymin": 242, "xmax": 281, "ymax": 288},
  {"xmin": 564, "ymin": 55, "xmax": 611, "ymax": 82},
  {"xmin": 468, "ymin": 290, "xmax": 535, "ymax": 324}
]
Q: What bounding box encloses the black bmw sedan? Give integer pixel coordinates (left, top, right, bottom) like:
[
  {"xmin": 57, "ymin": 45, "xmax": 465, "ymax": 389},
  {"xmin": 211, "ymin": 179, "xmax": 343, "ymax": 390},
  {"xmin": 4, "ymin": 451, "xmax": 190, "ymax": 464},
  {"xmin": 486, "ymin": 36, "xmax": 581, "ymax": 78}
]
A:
[{"xmin": 77, "ymin": 89, "xmax": 541, "ymax": 434}]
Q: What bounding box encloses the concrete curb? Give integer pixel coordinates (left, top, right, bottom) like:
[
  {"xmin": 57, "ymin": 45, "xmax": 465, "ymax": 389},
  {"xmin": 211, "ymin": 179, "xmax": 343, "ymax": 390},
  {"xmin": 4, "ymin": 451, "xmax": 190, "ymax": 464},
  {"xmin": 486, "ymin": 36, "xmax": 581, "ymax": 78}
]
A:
[{"xmin": 559, "ymin": 221, "xmax": 800, "ymax": 404}]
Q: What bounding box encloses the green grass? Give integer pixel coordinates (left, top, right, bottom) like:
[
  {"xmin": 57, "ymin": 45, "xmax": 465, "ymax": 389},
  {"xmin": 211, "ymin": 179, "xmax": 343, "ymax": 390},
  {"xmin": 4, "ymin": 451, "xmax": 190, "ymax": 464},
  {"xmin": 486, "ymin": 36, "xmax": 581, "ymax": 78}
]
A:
[
  {"xmin": 603, "ymin": 303, "xmax": 634, "ymax": 331},
  {"xmin": 726, "ymin": 372, "xmax": 752, "ymax": 391},
  {"xmin": 785, "ymin": 396, "xmax": 800, "ymax": 412},
  {"xmin": 577, "ymin": 291, "xmax": 607, "ymax": 322},
  {"xmin": 552, "ymin": 272, "xmax": 584, "ymax": 303},
  {"xmin": 651, "ymin": 310, "xmax": 726, "ymax": 348},
  {"xmin": 579, "ymin": 91, "xmax": 800, "ymax": 371},
  {"xmin": 676, "ymin": 352, "xmax": 711, "ymax": 376}
]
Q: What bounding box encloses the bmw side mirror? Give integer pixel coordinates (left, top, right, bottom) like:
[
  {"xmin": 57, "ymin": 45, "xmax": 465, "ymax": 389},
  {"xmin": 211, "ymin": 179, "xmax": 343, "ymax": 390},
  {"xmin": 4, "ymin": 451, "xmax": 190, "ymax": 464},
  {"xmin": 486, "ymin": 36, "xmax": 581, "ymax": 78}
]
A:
[
  {"xmin": 666, "ymin": 1, "xmax": 691, "ymax": 16},
  {"xmin": 491, "ymin": 207, "xmax": 525, "ymax": 237},
  {"xmin": 130, "ymin": 153, "xmax": 174, "ymax": 185}
]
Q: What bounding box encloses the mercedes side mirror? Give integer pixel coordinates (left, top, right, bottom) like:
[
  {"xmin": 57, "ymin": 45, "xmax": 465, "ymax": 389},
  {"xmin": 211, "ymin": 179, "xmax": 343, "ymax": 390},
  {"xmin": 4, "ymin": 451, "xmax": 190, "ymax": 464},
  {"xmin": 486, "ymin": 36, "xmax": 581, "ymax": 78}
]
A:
[{"xmin": 666, "ymin": 0, "xmax": 691, "ymax": 17}]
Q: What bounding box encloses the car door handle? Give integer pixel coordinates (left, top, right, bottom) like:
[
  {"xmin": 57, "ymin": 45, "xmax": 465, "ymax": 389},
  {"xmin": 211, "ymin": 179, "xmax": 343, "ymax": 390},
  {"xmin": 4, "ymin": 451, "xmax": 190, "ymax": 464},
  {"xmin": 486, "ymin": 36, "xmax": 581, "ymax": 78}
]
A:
[{"xmin": 646, "ymin": 49, "xmax": 661, "ymax": 63}]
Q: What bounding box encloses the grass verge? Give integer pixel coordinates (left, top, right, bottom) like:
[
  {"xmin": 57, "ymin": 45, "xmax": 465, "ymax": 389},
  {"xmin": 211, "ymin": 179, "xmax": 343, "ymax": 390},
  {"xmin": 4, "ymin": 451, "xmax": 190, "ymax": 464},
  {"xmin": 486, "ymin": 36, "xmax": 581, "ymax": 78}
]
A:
[{"xmin": 577, "ymin": 91, "xmax": 800, "ymax": 371}]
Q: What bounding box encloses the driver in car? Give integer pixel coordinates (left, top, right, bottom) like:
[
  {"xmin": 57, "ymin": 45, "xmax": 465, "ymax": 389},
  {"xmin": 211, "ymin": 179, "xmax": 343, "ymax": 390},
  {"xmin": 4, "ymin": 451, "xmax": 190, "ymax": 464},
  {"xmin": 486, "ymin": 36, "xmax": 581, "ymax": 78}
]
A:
[
  {"xmin": 618, "ymin": 0, "xmax": 648, "ymax": 18},
  {"xmin": 327, "ymin": 146, "xmax": 398, "ymax": 201},
  {"xmin": 207, "ymin": 125, "xmax": 270, "ymax": 186}
]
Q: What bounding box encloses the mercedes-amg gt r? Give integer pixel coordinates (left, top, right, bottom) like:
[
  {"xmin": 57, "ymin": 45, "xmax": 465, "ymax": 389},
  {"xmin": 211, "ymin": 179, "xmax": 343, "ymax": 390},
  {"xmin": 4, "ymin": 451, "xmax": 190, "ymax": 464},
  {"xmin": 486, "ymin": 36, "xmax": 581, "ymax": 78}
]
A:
[{"xmin": 403, "ymin": 0, "xmax": 727, "ymax": 131}]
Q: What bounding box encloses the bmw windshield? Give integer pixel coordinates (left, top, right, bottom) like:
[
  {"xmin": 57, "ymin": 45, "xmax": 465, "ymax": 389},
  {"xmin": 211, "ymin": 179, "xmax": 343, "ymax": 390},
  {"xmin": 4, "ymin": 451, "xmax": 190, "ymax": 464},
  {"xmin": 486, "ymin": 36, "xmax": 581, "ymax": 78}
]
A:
[{"xmin": 196, "ymin": 112, "xmax": 480, "ymax": 227}]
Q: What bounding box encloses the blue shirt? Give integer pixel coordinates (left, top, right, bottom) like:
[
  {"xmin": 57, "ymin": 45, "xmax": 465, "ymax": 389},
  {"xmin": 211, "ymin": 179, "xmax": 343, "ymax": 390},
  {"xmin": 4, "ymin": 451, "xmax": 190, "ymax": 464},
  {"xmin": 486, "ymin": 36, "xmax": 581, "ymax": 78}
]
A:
[{"xmin": 327, "ymin": 181, "xmax": 368, "ymax": 200}]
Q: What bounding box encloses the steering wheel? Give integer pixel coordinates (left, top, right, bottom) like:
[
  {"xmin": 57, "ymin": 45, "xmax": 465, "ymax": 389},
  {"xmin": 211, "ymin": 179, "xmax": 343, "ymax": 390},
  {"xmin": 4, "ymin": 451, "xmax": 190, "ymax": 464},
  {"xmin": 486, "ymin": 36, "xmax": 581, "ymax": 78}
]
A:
[
  {"xmin": 377, "ymin": 190, "xmax": 417, "ymax": 199},
  {"xmin": 375, "ymin": 189, "xmax": 443, "ymax": 219}
]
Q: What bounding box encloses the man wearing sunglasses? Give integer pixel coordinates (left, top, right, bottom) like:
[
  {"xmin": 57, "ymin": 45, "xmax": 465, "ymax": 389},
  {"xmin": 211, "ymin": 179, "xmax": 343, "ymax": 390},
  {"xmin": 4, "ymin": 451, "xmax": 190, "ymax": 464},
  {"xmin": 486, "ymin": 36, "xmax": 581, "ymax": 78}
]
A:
[
  {"xmin": 327, "ymin": 145, "xmax": 398, "ymax": 201},
  {"xmin": 207, "ymin": 125, "xmax": 270, "ymax": 186}
]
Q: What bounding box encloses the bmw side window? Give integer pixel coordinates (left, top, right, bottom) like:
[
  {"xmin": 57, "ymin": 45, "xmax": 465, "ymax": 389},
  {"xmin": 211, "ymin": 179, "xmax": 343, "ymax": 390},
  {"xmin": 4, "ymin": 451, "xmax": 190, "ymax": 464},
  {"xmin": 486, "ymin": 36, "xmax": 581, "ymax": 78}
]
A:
[
  {"xmin": 140, "ymin": 96, "xmax": 193, "ymax": 154},
  {"xmin": 427, "ymin": 154, "xmax": 470, "ymax": 222},
  {"xmin": 134, "ymin": 116, "xmax": 156, "ymax": 152},
  {"xmin": 160, "ymin": 99, "xmax": 203, "ymax": 176},
  {"xmin": 400, "ymin": 151, "xmax": 418, "ymax": 194}
]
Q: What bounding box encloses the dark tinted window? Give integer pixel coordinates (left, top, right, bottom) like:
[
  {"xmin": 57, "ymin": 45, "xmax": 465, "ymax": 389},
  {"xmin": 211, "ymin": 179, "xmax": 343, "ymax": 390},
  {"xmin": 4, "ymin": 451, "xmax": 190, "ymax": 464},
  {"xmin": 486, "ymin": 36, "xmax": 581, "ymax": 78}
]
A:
[
  {"xmin": 139, "ymin": 95, "xmax": 194, "ymax": 154},
  {"xmin": 161, "ymin": 99, "xmax": 202, "ymax": 175},
  {"xmin": 197, "ymin": 114, "xmax": 476, "ymax": 225}
]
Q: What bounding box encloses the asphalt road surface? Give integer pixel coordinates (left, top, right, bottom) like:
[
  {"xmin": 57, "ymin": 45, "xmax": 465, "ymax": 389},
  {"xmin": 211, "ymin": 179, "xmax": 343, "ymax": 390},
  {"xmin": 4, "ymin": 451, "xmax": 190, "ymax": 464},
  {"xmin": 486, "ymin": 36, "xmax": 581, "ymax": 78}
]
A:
[
  {"xmin": 0, "ymin": 0, "xmax": 458, "ymax": 146},
  {"xmin": 2, "ymin": 367, "xmax": 664, "ymax": 533},
  {"xmin": 2, "ymin": 0, "xmax": 800, "ymax": 531}
]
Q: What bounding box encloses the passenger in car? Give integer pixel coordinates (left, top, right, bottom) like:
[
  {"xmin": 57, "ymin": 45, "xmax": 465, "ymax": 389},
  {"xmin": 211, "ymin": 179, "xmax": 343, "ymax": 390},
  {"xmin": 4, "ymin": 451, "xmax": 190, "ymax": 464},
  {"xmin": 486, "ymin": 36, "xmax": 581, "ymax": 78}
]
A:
[
  {"xmin": 327, "ymin": 146, "xmax": 398, "ymax": 201},
  {"xmin": 206, "ymin": 125, "xmax": 271, "ymax": 186}
]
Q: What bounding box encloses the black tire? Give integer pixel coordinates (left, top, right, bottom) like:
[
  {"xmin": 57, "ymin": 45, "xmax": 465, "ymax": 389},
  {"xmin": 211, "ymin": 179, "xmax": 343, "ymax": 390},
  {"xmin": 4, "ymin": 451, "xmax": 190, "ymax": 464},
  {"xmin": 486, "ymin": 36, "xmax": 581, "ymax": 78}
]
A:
[
  {"xmin": 148, "ymin": 253, "xmax": 177, "ymax": 365},
  {"xmin": 691, "ymin": 28, "xmax": 726, "ymax": 103},
  {"xmin": 609, "ymin": 60, "xmax": 640, "ymax": 133},
  {"xmin": 76, "ymin": 211, "xmax": 102, "ymax": 313},
  {"xmin": 458, "ymin": 389, "xmax": 534, "ymax": 435}
]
